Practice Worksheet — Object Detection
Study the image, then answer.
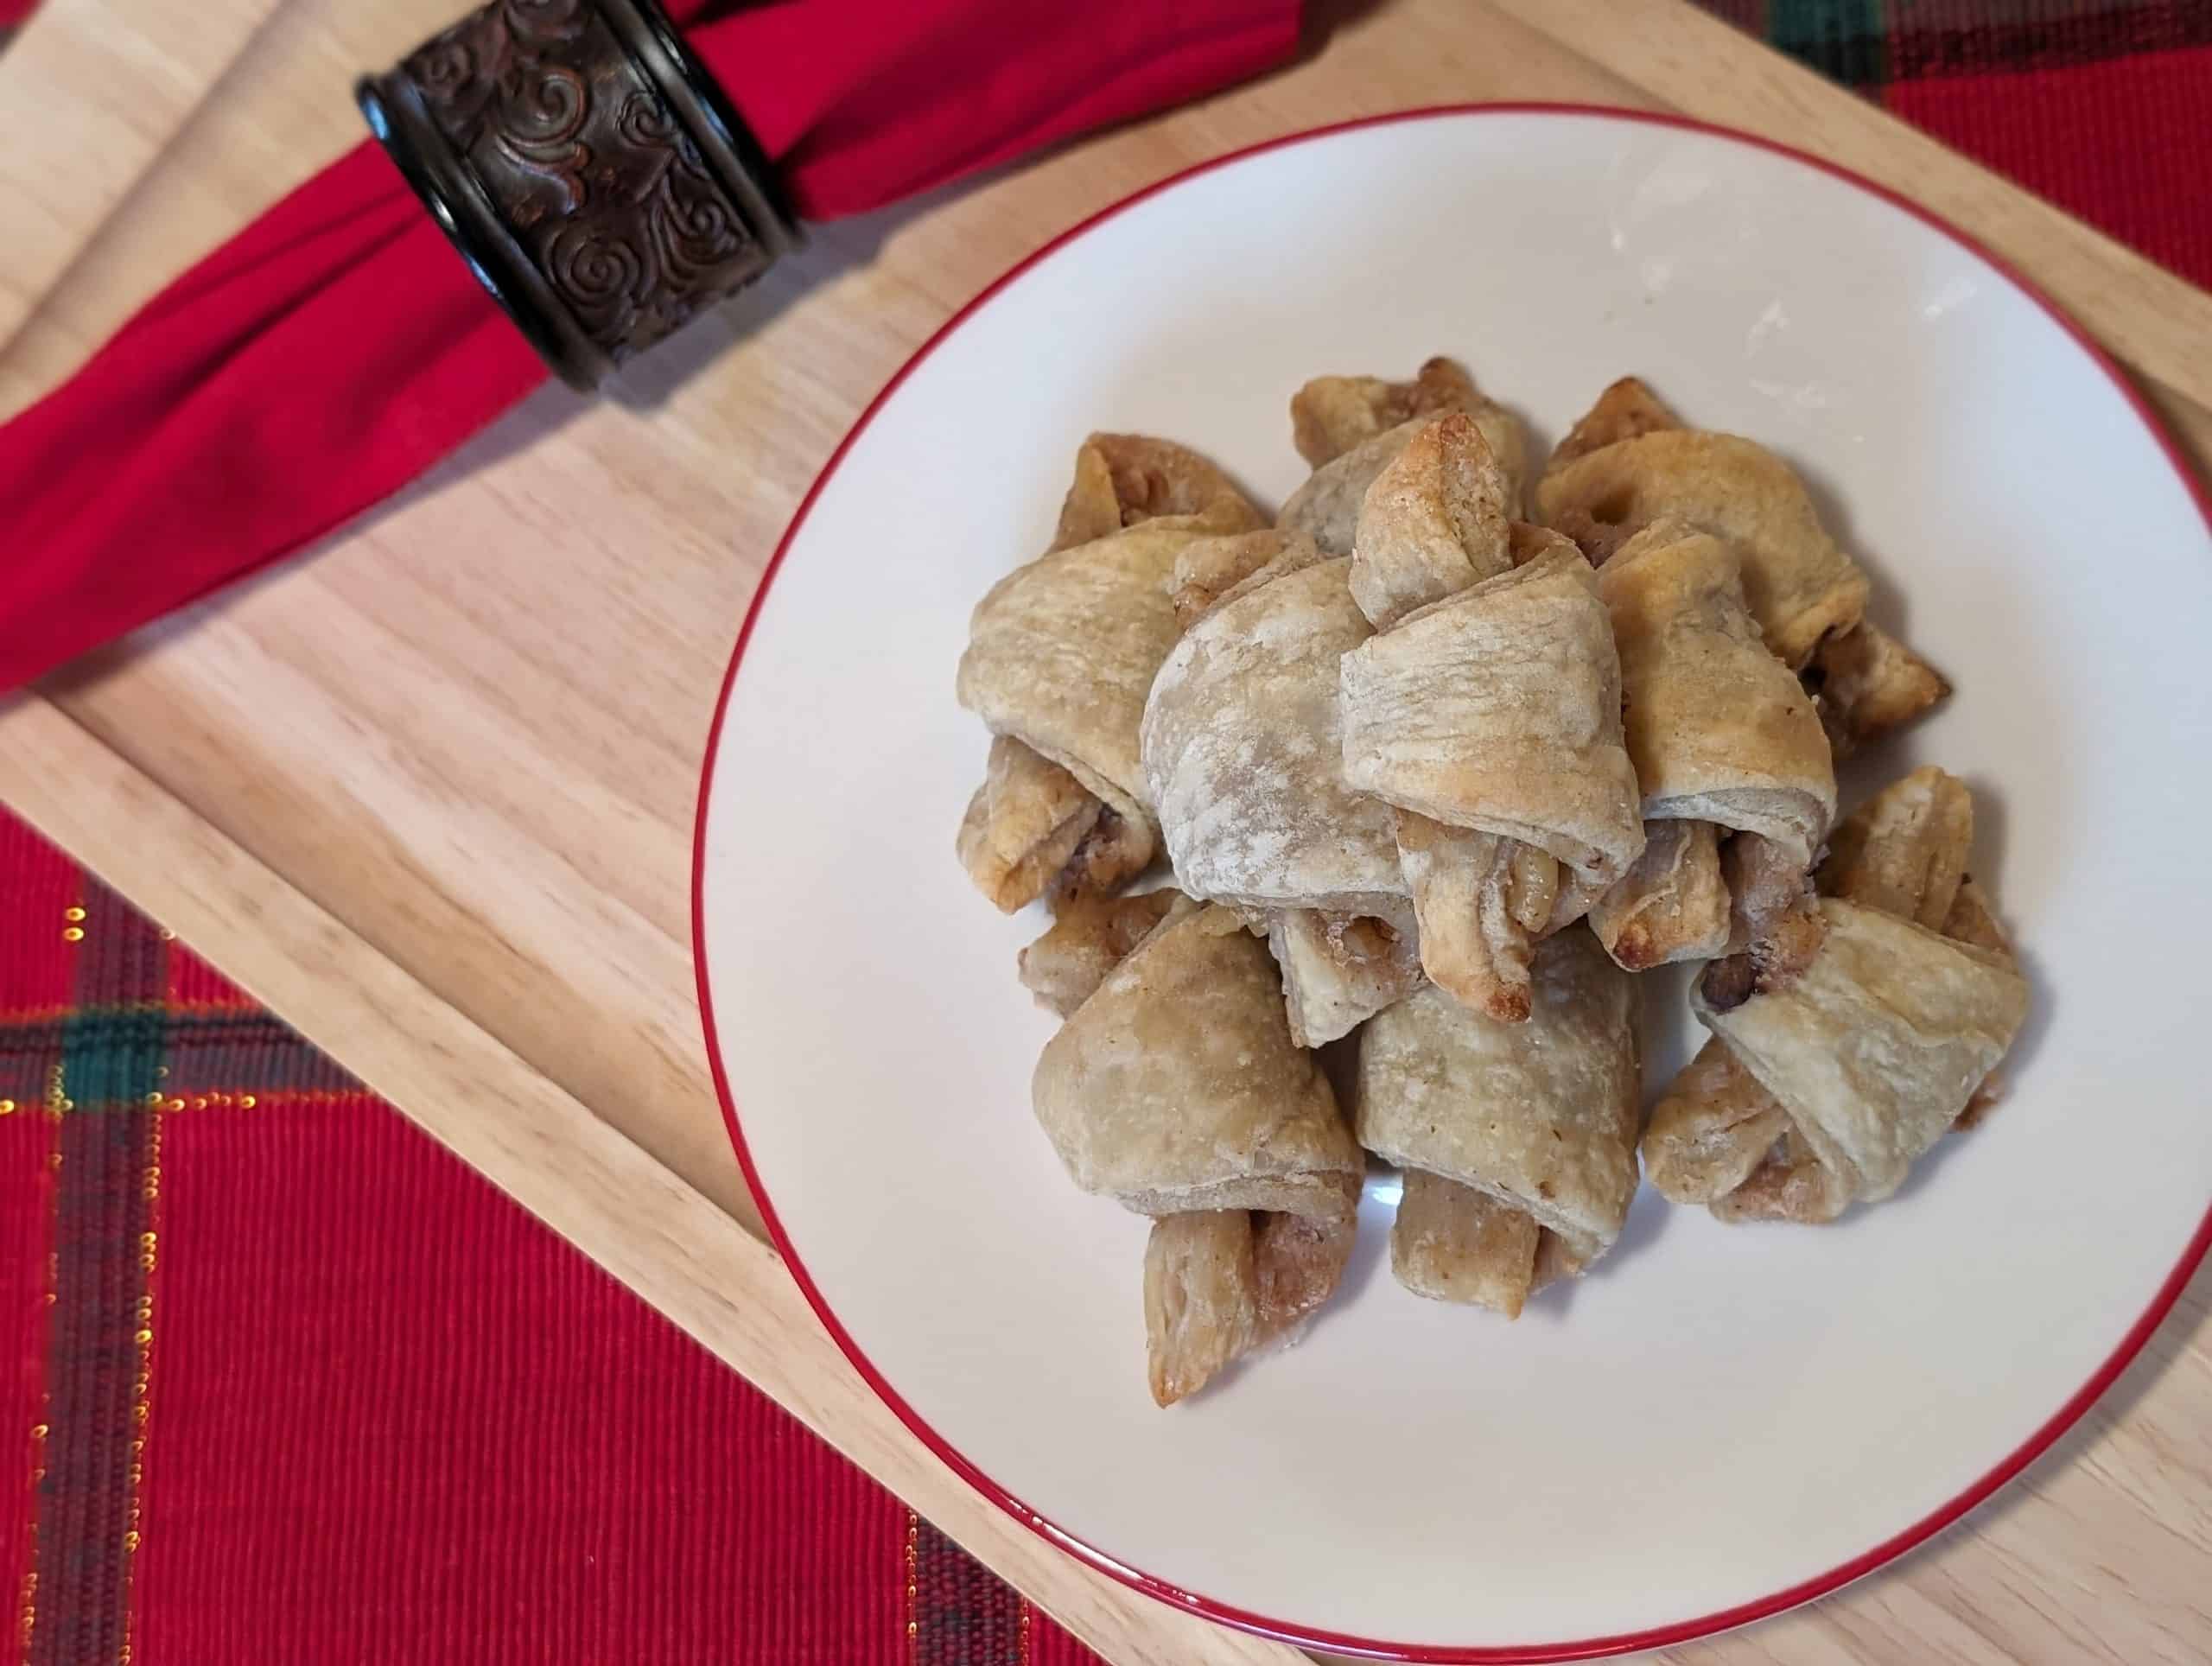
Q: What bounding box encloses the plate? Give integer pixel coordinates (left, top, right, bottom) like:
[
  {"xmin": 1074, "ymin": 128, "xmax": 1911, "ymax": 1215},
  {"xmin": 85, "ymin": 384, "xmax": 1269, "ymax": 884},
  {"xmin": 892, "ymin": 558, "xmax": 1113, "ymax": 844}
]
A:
[{"xmin": 695, "ymin": 106, "xmax": 2212, "ymax": 1660}]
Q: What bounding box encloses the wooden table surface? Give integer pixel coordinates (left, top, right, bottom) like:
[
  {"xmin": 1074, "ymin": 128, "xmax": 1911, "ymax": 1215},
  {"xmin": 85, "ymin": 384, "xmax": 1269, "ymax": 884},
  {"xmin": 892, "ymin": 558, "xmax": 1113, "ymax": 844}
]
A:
[{"xmin": 3, "ymin": 2, "xmax": 2209, "ymax": 1660}]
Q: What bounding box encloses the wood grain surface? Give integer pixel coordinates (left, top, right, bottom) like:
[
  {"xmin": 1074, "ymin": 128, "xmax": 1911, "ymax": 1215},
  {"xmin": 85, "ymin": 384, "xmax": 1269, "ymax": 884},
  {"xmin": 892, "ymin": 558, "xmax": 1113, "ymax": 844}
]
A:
[{"xmin": 2, "ymin": 1, "xmax": 2207, "ymax": 1661}]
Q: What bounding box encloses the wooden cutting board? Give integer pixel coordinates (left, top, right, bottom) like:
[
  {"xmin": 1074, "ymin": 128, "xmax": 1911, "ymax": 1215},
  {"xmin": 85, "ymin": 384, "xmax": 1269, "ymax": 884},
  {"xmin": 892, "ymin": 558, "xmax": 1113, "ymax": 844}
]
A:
[{"xmin": 3, "ymin": 2, "xmax": 2208, "ymax": 1661}]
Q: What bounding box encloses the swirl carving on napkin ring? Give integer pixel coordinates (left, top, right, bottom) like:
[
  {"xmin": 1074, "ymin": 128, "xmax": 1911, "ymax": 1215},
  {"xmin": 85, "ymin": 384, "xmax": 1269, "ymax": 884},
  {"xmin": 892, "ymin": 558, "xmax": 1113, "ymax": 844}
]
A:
[{"xmin": 357, "ymin": 0, "xmax": 801, "ymax": 391}]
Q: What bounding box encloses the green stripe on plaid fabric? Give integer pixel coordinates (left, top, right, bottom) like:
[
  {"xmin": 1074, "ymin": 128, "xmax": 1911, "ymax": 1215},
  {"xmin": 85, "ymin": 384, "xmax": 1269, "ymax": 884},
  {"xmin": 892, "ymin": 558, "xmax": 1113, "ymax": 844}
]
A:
[
  {"xmin": 5, "ymin": 871, "xmax": 373, "ymax": 1663},
  {"xmin": 26, "ymin": 881, "xmax": 168, "ymax": 1666},
  {"xmin": 1885, "ymin": 0, "xmax": 2212, "ymax": 79},
  {"xmin": 162, "ymin": 1014, "xmax": 358, "ymax": 1098},
  {"xmin": 1769, "ymin": 0, "xmax": 1891, "ymax": 86},
  {"xmin": 912, "ymin": 1513, "xmax": 1031, "ymax": 1665},
  {"xmin": 1743, "ymin": 0, "xmax": 2212, "ymax": 85},
  {"xmin": 0, "ymin": 804, "xmax": 1103, "ymax": 1663}
]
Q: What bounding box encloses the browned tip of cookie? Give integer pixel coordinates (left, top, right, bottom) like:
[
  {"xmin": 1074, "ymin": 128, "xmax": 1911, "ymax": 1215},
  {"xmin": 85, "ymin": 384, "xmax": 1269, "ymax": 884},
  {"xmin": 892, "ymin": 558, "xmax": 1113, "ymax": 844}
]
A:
[
  {"xmin": 1288, "ymin": 358, "xmax": 1479, "ymax": 467},
  {"xmin": 1053, "ymin": 433, "xmax": 1262, "ymax": 549},
  {"xmin": 1954, "ymin": 1070, "xmax": 2006, "ymax": 1131},
  {"xmin": 1700, "ymin": 953, "xmax": 1758, "ymax": 1013},
  {"xmin": 1607, "ymin": 923, "xmax": 1663, "ymax": 973},
  {"xmin": 1805, "ymin": 620, "xmax": 1951, "ymax": 756},
  {"xmin": 1547, "ymin": 376, "xmax": 1682, "ymax": 474},
  {"xmin": 1483, "ymin": 984, "xmax": 1534, "ymax": 1024},
  {"xmin": 956, "ymin": 737, "xmax": 1105, "ymax": 913},
  {"xmin": 1414, "ymin": 355, "xmax": 1479, "ymax": 410}
]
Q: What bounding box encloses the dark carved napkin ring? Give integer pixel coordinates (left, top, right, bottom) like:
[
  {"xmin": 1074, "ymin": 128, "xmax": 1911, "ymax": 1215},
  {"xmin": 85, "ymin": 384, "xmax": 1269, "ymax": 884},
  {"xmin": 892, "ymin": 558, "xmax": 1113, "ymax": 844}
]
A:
[{"xmin": 359, "ymin": 0, "xmax": 801, "ymax": 392}]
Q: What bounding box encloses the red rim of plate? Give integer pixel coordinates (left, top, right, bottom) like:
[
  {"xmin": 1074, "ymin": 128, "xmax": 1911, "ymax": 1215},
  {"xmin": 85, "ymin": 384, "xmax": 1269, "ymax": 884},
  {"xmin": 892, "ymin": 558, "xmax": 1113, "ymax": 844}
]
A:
[{"xmin": 691, "ymin": 102, "xmax": 2212, "ymax": 1663}]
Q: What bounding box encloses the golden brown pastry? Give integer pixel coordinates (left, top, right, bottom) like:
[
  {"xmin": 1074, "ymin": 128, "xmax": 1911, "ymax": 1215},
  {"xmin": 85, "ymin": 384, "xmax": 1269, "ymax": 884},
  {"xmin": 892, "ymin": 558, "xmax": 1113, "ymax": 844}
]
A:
[
  {"xmin": 1389, "ymin": 1171, "xmax": 1586, "ymax": 1316},
  {"xmin": 1278, "ymin": 424, "xmax": 1419, "ymax": 561},
  {"xmin": 1359, "ymin": 930, "xmax": 1641, "ymax": 1297},
  {"xmin": 1590, "ymin": 518, "xmax": 1836, "ymax": 970},
  {"xmin": 1035, "ymin": 898, "xmax": 1359, "ymax": 1213},
  {"xmin": 1340, "ymin": 486, "xmax": 1643, "ymax": 1020},
  {"xmin": 1650, "ymin": 768, "xmax": 1974, "ymax": 1211},
  {"xmin": 1693, "ymin": 899, "xmax": 2028, "ymax": 1206},
  {"xmin": 1695, "ymin": 904, "xmax": 2018, "ymax": 1214},
  {"xmin": 1587, "ymin": 818, "xmax": 1732, "ymax": 971},
  {"xmin": 1391, "ymin": 1170, "xmax": 1540, "ymax": 1313},
  {"xmin": 959, "ymin": 437, "xmax": 1263, "ymax": 912},
  {"xmin": 1141, "ymin": 1211, "xmax": 1262, "ymax": 1405},
  {"xmin": 1264, "ymin": 903, "xmax": 1424, "ymax": 1048},
  {"xmin": 1600, "ymin": 520, "xmax": 1835, "ymax": 859},
  {"xmin": 1537, "ymin": 377, "xmax": 1947, "ymax": 747},
  {"xmin": 1142, "ymin": 1177, "xmax": 1360, "ymax": 1405},
  {"xmin": 1648, "ymin": 768, "xmax": 2027, "ymax": 1221},
  {"xmin": 1536, "ymin": 389, "xmax": 1866, "ymax": 669},
  {"xmin": 1279, "ymin": 358, "xmax": 1529, "ymax": 556},
  {"xmin": 1334, "ymin": 422, "xmax": 1607, "ymax": 1019},
  {"xmin": 1143, "ymin": 551, "xmax": 1403, "ymax": 915},
  {"xmin": 1033, "ymin": 897, "xmax": 1363, "ymax": 1403},
  {"xmin": 1803, "ymin": 620, "xmax": 1951, "ymax": 758},
  {"xmin": 1017, "ymin": 888, "xmax": 1182, "ymax": 1017},
  {"xmin": 1145, "ymin": 541, "xmax": 1440, "ymax": 1042},
  {"xmin": 1707, "ymin": 1123, "xmax": 1856, "ymax": 1225},
  {"xmin": 1340, "ymin": 541, "xmax": 1645, "ymax": 995},
  {"xmin": 1641, "ymin": 1038, "xmax": 1792, "ymax": 1207},
  {"xmin": 1943, "ymin": 877, "xmax": 2015, "ymax": 1130},
  {"xmin": 1721, "ymin": 761, "xmax": 1979, "ymax": 1000},
  {"xmin": 1817, "ymin": 764, "xmax": 1971, "ymax": 928},
  {"xmin": 1348, "ymin": 412, "xmax": 1516, "ymax": 632},
  {"xmin": 1052, "ymin": 432, "xmax": 1266, "ymax": 551},
  {"xmin": 1656, "ymin": 768, "xmax": 2000, "ymax": 1184},
  {"xmin": 1341, "ymin": 543, "xmax": 1642, "ymax": 883},
  {"xmin": 1166, "ymin": 528, "xmax": 1299, "ymax": 628},
  {"xmin": 1549, "ymin": 374, "xmax": 1681, "ymax": 470},
  {"xmin": 1390, "ymin": 817, "xmax": 1550, "ymax": 1023},
  {"xmin": 1333, "ymin": 420, "xmax": 1565, "ymax": 1014},
  {"xmin": 1942, "ymin": 876, "xmax": 2011, "ymax": 959},
  {"xmin": 973, "ymin": 359, "xmax": 2042, "ymax": 1383},
  {"xmin": 1292, "ymin": 356, "xmax": 1484, "ymax": 468},
  {"xmin": 1717, "ymin": 831, "xmax": 1830, "ymax": 994},
  {"xmin": 957, "ymin": 735, "xmax": 1114, "ymax": 914}
]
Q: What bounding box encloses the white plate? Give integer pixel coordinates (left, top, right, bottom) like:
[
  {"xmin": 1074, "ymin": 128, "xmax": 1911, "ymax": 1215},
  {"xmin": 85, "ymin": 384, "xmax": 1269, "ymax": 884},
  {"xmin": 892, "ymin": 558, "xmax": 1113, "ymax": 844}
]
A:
[{"xmin": 696, "ymin": 107, "xmax": 2212, "ymax": 1660}]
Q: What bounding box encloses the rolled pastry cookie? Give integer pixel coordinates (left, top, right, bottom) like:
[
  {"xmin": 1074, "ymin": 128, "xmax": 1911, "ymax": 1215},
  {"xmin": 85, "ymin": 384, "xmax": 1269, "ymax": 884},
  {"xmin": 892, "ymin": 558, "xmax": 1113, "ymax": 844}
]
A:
[
  {"xmin": 1390, "ymin": 1170, "xmax": 1587, "ymax": 1318},
  {"xmin": 1033, "ymin": 897, "xmax": 1363, "ymax": 1404},
  {"xmin": 1143, "ymin": 554, "xmax": 1405, "ymax": 915},
  {"xmin": 1538, "ymin": 377, "xmax": 1945, "ymax": 741},
  {"xmin": 1281, "ymin": 358, "xmax": 1529, "ymax": 555},
  {"xmin": 957, "ymin": 437, "xmax": 1262, "ymax": 912},
  {"xmin": 1646, "ymin": 766, "xmax": 2020, "ymax": 1218},
  {"xmin": 1536, "ymin": 419, "xmax": 1866, "ymax": 669},
  {"xmin": 1051, "ymin": 431, "xmax": 1265, "ymax": 551},
  {"xmin": 1339, "ymin": 542, "xmax": 1646, "ymax": 892},
  {"xmin": 1589, "ymin": 518, "xmax": 1835, "ymax": 969},
  {"xmin": 1359, "ymin": 929, "xmax": 1641, "ymax": 1274},
  {"xmin": 1690, "ymin": 899, "xmax": 2028, "ymax": 1208}
]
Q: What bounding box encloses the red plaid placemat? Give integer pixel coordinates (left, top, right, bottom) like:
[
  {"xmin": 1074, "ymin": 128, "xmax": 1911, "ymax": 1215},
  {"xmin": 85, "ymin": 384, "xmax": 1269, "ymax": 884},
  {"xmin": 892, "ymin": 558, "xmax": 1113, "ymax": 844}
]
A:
[
  {"xmin": 0, "ymin": 809, "xmax": 1100, "ymax": 1663},
  {"xmin": 1711, "ymin": 0, "xmax": 2212, "ymax": 288},
  {"xmin": 3, "ymin": 3, "xmax": 2209, "ymax": 1660}
]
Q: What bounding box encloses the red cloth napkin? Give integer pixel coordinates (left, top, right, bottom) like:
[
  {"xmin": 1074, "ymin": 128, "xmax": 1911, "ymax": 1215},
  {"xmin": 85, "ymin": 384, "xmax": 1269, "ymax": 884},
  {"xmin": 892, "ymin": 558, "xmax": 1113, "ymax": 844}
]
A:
[{"xmin": 0, "ymin": 0, "xmax": 1300, "ymax": 692}]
